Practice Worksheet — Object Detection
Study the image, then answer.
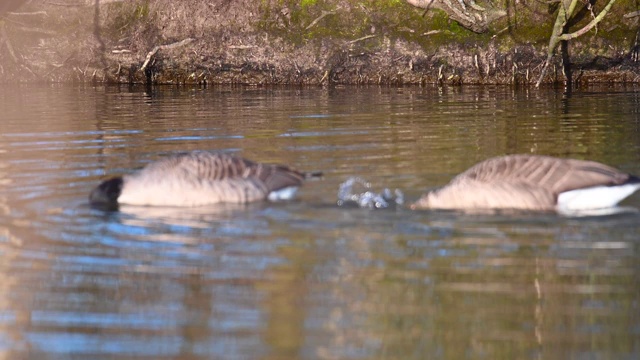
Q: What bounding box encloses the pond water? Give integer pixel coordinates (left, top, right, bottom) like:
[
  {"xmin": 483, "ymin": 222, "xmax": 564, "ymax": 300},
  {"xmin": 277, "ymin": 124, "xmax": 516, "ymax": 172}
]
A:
[{"xmin": 1, "ymin": 84, "xmax": 639, "ymax": 359}]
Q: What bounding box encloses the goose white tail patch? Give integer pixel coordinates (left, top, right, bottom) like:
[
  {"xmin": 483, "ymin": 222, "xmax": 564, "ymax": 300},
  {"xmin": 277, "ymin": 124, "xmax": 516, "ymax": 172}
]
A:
[
  {"xmin": 557, "ymin": 183, "xmax": 640, "ymax": 211},
  {"xmin": 268, "ymin": 186, "xmax": 299, "ymax": 201}
]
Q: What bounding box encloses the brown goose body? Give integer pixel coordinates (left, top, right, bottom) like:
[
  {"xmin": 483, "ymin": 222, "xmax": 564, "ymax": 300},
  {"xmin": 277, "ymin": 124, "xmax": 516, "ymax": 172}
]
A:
[
  {"xmin": 411, "ymin": 155, "xmax": 640, "ymax": 212},
  {"xmin": 90, "ymin": 151, "xmax": 319, "ymax": 208}
]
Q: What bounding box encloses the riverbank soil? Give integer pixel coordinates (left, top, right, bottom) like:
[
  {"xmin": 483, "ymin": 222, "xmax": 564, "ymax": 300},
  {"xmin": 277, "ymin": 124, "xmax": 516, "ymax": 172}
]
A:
[{"xmin": 1, "ymin": 0, "xmax": 639, "ymax": 86}]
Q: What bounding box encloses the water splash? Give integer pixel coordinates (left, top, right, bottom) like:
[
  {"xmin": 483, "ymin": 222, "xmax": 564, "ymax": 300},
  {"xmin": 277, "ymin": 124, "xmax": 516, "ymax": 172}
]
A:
[{"xmin": 337, "ymin": 177, "xmax": 404, "ymax": 209}]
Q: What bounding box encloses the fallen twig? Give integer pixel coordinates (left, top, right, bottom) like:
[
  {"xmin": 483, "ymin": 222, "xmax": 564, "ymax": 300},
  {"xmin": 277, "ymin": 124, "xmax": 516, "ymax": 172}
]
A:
[
  {"xmin": 228, "ymin": 45, "xmax": 256, "ymax": 49},
  {"xmin": 7, "ymin": 11, "xmax": 48, "ymax": 16},
  {"xmin": 421, "ymin": 30, "xmax": 442, "ymax": 36},
  {"xmin": 43, "ymin": 1, "xmax": 87, "ymax": 7},
  {"xmin": 624, "ymin": 10, "xmax": 640, "ymax": 18},
  {"xmin": 491, "ymin": 27, "xmax": 509, "ymax": 39},
  {"xmin": 346, "ymin": 34, "xmax": 377, "ymax": 45},
  {"xmin": 306, "ymin": 10, "xmax": 335, "ymax": 30},
  {"xmin": 140, "ymin": 38, "xmax": 195, "ymax": 72},
  {"xmin": 14, "ymin": 26, "xmax": 57, "ymax": 36}
]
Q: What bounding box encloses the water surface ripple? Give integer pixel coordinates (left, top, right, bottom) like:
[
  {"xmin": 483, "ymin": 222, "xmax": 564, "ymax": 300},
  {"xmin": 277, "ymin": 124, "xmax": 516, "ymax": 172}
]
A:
[{"xmin": 0, "ymin": 85, "xmax": 639, "ymax": 359}]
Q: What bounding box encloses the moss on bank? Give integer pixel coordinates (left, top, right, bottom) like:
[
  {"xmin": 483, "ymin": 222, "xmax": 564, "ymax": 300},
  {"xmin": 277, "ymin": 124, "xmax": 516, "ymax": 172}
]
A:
[{"xmin": 0, "ymin": 0, "xmax": 638, "ymax": 85}]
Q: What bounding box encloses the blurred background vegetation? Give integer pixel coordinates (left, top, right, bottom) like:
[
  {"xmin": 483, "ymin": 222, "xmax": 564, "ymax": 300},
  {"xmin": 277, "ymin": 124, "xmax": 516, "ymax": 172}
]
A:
[{"xmin": 0, "ymin": 0, "xmax": 638, "ymax": 85}]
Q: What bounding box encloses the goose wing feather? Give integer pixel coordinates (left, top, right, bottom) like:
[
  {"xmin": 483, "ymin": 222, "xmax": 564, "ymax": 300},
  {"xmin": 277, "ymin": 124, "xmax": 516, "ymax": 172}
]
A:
[
  {"xmin": 247, "ymin": 162, "xmax": 307, "ymax": 193},
  {"xmin": 452, "ymin": 155, "xmax": 631, "ymax": 193},
  {"xmin": 425, "ymin": 180, "xmax": 557, "ymax": 210},
  {"xmin": 138, "ymin": 151, "xmax": 305, "ymax": 190},
  {"xmin": 117, "ymin": 151, "xmax": 309, "ymax": 206},
  {"xmin": 416, "ymin": 155, "xmax": 633, "ymax": 211}
]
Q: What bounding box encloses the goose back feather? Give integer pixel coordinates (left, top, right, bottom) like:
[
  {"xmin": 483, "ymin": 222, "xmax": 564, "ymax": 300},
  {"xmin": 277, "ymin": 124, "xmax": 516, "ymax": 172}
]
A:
[
  {"xmin": 412, "ymin": 155, "xmax": 640, "ymax": 212},
  {"xmin": 90, "ymin": 151, "xmax": 317, "ymax": 207}
]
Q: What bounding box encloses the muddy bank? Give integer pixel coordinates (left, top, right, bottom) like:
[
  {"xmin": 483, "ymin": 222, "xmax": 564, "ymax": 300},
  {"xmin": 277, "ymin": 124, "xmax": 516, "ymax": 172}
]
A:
[{"xmin": 1, "ymin": 0, "xmax": 639, "ymax": 86}]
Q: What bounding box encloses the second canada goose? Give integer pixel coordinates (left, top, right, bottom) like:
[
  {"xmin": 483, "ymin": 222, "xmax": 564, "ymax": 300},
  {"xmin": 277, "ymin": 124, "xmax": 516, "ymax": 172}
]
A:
[
  {"xmin": 89, "ymin": 151, "xmax": 321, "ymax": 208},
  {"xmin": 411, "ymin": 155, "xmax": 640, "ymax": 213}
]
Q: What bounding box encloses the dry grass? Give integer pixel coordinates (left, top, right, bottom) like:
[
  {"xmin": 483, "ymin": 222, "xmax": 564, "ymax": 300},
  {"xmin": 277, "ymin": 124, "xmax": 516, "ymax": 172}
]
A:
[{"xmin": 0, "ymin": 0, "xmax": 638, "ymax": 85}]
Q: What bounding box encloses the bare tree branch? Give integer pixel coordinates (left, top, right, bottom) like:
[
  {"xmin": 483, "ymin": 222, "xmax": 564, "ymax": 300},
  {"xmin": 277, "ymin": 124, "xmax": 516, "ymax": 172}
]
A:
[
  {"xmin": 558, "ymin": 0, "xmax": 617, "ymax": 41},
  {"xmin": 535, "ymin": 0, "xmax": 617, "ymax": 87}
]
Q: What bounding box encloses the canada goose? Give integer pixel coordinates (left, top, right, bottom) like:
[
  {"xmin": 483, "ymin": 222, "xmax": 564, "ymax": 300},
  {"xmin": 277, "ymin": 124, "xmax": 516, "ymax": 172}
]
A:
[
  {"xmin": 411, "ymin": 155, "xmax": 640, "ymax": 212},
  {"xmin": 89, "ymin": 151, "xmax": 321, "ymax": 208}
]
